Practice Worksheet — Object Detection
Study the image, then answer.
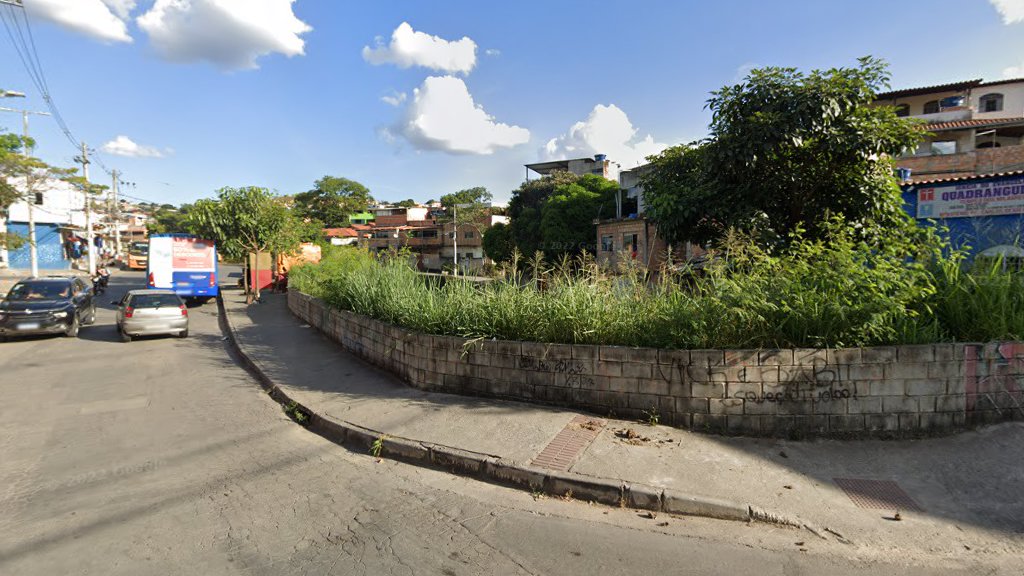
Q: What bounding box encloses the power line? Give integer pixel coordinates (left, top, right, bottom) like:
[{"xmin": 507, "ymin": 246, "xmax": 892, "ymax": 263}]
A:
[{"xmin": 0, "ymin": 3, "xmax": 159, "ymax": 207}]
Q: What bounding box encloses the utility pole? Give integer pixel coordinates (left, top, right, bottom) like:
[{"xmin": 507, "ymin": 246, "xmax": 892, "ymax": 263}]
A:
[
  {"xmin": 0, "ymin": 105, "xmax": 50, "ymax": 276},
  {"xmin": 78, "ymin": 141, "xmax": 96, "ymax": 275},
  {"xmin": 110, "ymin": 169, "xmax": 122, "ymax": 258}
]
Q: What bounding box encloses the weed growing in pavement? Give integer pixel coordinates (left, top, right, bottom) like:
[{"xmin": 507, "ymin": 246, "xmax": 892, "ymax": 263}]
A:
[
  {"xmin": 370, "ymin": 434, "xmax": 387, "ymax": 458},
  {"xmin": 282, "ymin": 401, "xmax": 308, "ymax": 425},
  {"xmin": 641, "ymin": 407, "xmax": 660, "ymax": 427}
]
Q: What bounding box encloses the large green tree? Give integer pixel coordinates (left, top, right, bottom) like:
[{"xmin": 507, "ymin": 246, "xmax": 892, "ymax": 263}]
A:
[
  {"xmin": 507, "ymin": 172, "xmax": 617, "ymax": 258},
  {"xmin": 643, "ymin": 56, "xmax": 922, "ymax": 247},
  {"xmin": 187, "ymin": 186, "xmax": 303, "ymax": 302},
  {"xmin": 292, "ymin": 176, "xmax": 373, "ymax": 227}
]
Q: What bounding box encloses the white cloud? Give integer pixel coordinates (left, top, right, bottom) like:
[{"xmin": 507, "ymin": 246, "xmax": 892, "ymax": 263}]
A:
[
  {"xmin": 485, "ymin": 48, "xmax": 501, "ymax": 57},
  {"xmin": 381, "ymin": 90, "xmax": 407, "ymax": 107},
  {"xmin": 102, "ymin": 0, "xmax": 137, "ymax": 19},
  {"xmin": 363, "ymin": 22, "xmax": 477, "ymax": 75},
  {"xmin": 137, "ymin": 0, "xmax": 312, "ymax": 71},
  {"xmin": 543, "ymin": 104, "xmax": 666, "ymax": 168},
  {"xmin": 389, "ymin": 76, "xmax": 529, "ymax": 155},
  {"xmin": 1005, "ymin": 62, "xmax": 1024, "ymax": 77},
  {"xmin": 990, "ymin": 0, "xmax": 1024, "ymax": 24},
  {"xmin": 100, "ymin": 135, "xmax": 167, "ymax": 158},
  {"xmin": 25, "ymin": 0, "xmax": 132, "ymax": 43}
]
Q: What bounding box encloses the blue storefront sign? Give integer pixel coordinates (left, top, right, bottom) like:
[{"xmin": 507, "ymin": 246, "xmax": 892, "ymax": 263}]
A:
[{"xmin": 903, "ymin": 173, "xmax": 1024, "ymax": 255}]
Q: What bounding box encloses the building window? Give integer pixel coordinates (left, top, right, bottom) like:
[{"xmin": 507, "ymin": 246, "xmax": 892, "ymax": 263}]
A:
[
  {"xmin": 930, "ymin": 140, "xmax": 957, "ymax": 155},
  {"xmin": 409, "ymin": 229, "xmax": 437, "ymax": 238},
  {"xmin": 923, "ymin": 100, "xmax": 940, "ymax": 114},
  {"xmin": 623, "ymin": 233, "xmax": 639, "ymax": 257},
  {"xmin": 979, "ymin": 93, "xmax": 1004, "ymax": 112},
  {"xmin": 894, "ymin": 104, "xmax": 910, "ymax": 117},
  {"xmin": 372, "ymin": 231, "xmax": 391, "ymax": 239},
  {"xmin": 601, "ymin": 235, "xmax": 613, "ymax": 252},
  {"xmin": 34, "ymin": 192, "xmax": 43, "ymax": 205},
  {"xmin": 976, "ymin": 141, "xmax": 1001, "ymax": 149},
  {"xmin": 463, "ymin": 231, "xmax": 474, "ymax": 239}
]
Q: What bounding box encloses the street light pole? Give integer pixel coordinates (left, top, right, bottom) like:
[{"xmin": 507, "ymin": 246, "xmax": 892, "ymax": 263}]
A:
[{"xmin": 452, "ymin": 205, "xmax": 458, "ymax": 276}]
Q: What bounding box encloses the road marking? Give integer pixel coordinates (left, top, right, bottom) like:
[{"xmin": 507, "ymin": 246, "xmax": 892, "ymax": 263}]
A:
[{"xmin": 78, "ymin": 396, "xmax": 150, "ymax": 415}]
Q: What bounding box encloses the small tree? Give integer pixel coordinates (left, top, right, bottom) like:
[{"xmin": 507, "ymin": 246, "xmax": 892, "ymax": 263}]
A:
[
  {"xmin": 187, "ymin": 186, "xmax": 302, "ymax": 303},
  {"xmin": 0, "ymin": 133, "xmax": 80, "ymax": 267}
]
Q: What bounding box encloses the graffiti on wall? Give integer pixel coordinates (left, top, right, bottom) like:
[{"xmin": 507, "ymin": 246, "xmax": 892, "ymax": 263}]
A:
[
  {"xmin": 517, "ymin": 356, "xmax": 595, "ymax": 388},
  {"xmin": 963, "ymin": 343, "xmax": 1024, "ymax": 416}
]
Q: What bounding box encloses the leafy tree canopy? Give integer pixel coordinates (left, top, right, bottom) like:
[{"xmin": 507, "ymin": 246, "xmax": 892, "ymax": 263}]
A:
[
  {"xmin": 642, "ymin": 56, "xmax": 922, "ymax": 247},
  {"xmin": 186, "ymin": 186, "xmax": 304, "ymax": 300},
  {"xmin": 292, "ymin": 176, "xmax": 373, "ymax": 227},
  {"xmin": 508, "ymin": 172, "xmax": 618, "ymax": 258},
  {"xmin": 482, "ymin": 221, "xmax": 514, "ymax": 263},
  {"xmin": 395, "ymin": 198, "xmax": 418, "ymax": 208},
  {"xmin": 440, "ymin": 186, "xmax": 491, "ymax": 209},
  {"xmin": 147, "ymin": 203, "xmax": 193, "ymax": 234}
]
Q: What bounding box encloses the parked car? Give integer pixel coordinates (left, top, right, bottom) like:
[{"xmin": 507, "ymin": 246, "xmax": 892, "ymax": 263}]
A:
[
  {"xmin": 0, "ymin": 276, "xmax": 97, "ymax": 340},
  {"xmin": 114, "ymin": 289, "xmax": 188, "ymax": 342}
]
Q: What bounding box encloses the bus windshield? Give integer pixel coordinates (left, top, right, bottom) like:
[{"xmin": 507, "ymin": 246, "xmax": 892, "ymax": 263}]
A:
[{"xmin": 130, "ymin": 242, "xmax": 149, "ymax": 256}]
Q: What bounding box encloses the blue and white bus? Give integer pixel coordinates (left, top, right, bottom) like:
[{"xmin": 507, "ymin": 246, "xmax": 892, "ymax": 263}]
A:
[{"xmin": 146, "ymin": 234, "xmax": 219, "ymax": 299}]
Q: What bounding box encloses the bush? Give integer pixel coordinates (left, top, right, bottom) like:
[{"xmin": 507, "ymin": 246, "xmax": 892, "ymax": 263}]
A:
[{"xmin": 289, "ymin": 232, "xmax": 1024, "ymax": 349}]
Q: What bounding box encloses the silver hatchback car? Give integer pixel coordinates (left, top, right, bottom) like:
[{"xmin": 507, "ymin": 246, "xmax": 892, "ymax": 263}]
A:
[{"xmin": 115, "ymin": 289, "xmax": 189, "ymax": 342}]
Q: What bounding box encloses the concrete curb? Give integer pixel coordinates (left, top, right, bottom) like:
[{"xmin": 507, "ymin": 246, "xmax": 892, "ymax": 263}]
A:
[{"xmin": 216, "ymin": 293, "xmax": 814, "ymax": 530}]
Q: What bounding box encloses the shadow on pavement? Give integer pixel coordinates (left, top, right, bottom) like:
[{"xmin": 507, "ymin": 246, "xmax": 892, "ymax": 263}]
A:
[{"xmin": 226, "ymin": 290, "xmax": 1024, "ymax": 548}]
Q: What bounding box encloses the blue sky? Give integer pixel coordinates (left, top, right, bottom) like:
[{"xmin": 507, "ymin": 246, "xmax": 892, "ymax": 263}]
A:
[{"xmin": 1, "ymin": 0, "xmax": 1023, "ymax": 207}]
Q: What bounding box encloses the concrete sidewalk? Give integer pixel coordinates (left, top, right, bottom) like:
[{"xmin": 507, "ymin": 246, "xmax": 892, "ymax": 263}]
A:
[{"xmin": 222, "ymin": 289, "xmax": 1024, "ymax": 564}]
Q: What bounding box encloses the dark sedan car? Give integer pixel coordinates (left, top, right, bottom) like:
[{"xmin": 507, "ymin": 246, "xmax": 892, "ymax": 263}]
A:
[{"xmin": 0, "ymin": 276, "xmax": 97, "ymax": 340}]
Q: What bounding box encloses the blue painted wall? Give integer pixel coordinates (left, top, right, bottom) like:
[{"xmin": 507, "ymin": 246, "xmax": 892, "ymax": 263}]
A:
[
  {"xmin": 902, "ymin": 173, "xmax": 1024, "ymax": 255},
  {"xmin": 6, "ymin": 222, "xmax": 70, "ymax": 270}
]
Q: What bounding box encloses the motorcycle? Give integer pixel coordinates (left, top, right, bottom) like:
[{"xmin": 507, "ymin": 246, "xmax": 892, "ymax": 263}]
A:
[{"xmin": 92, "ymin": 273, "xmax": 110, "ymax": 295}]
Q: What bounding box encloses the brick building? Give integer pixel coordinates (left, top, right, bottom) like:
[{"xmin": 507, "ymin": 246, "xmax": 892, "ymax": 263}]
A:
[{"xmin": 353, "ymin": 205, "xmax": 504, "ymax": 273}]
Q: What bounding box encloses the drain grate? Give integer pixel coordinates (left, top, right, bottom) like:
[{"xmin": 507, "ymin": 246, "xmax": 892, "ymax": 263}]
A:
[
  {"xmin": 531, "ymin": 415, "xmax": 606, "ymax": 471},
  {"xmin": 833, "ymin": 478, "xmax": 923, "ymax": 512}
]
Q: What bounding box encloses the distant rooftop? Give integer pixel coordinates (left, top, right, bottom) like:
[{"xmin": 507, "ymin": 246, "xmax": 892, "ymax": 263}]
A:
[
  {"xmin": 875, "ymin": 77, "xmax": 1024, "ymax": 100},
  {"xmin": 525, "ymin": 155, "xmax": 616, "ymax": 176}
]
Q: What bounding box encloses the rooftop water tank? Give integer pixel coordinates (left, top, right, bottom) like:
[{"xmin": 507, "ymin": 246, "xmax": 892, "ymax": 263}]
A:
[{"xmin": 594, "ymin": 154, "xmax": 607, "ymax": 162}]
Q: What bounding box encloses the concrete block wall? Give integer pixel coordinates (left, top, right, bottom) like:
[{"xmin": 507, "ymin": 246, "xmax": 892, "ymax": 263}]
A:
[{"xmin": 290, "ymin": 291, "xmax": 1024, "ymax": 438}]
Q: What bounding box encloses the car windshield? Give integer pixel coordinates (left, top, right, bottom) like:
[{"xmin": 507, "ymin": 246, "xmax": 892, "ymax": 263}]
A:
[
  {"xmin": 6, "ymin": 282, "xmax": 71, "ymax": 301},
  {"xmin": 129, "ymin": 294, "xmax": 181, "ymax": 308}
]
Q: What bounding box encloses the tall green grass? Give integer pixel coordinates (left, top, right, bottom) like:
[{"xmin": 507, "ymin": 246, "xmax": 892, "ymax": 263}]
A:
[{"xmin": 290, "ymin": 234, "xmax": 1024, "ymax": 349}]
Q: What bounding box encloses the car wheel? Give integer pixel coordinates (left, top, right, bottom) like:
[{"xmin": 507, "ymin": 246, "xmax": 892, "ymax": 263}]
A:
[
  {"xmin": 178, "ymin": 328, "xmax": 189, "ymax": 338},
  {"xmin": 120, "ymin": 329, "xmax": 132, "ymax": 343},
  {"xmin": 65, "ymin": 314, "xmax": 80, "ymax": 338},
  {"xmin": 86, "ymin": 305, "xmax": 97, "ymax": 325}
]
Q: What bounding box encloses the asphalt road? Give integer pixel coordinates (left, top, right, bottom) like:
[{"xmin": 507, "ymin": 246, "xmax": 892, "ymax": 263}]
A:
[{"xmin": 0, "ymin": 271, "xmax": 1010, "ymax": 575}]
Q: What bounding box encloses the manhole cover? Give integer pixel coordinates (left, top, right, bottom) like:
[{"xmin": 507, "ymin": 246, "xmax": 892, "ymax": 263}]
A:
[{"xmin": 833, "ymin": 478, "xmax": 923, "ymax": 511}]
